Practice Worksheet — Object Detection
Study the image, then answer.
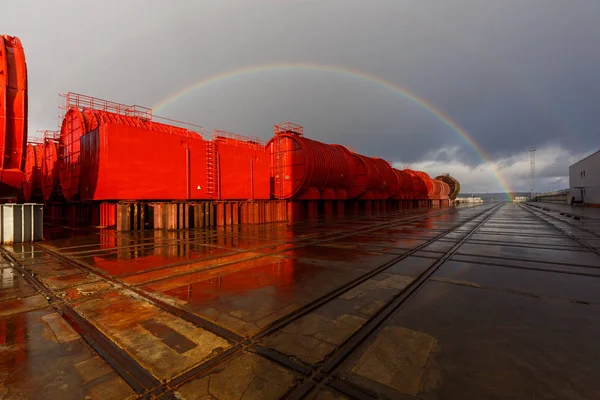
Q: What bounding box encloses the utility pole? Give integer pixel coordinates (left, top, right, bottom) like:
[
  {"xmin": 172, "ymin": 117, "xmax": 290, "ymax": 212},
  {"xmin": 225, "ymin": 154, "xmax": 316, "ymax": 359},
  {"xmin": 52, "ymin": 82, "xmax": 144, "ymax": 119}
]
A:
[{"xmin": 529, "ymin": 147, "xmax": 536, "ymax": 199}]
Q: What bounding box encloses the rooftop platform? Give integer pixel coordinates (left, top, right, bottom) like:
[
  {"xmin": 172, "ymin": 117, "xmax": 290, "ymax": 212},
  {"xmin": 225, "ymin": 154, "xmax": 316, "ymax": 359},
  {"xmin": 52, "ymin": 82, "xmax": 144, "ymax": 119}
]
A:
[{"xmin": 1, "ymin": 202, "xmax": 600, "ymax": 399}]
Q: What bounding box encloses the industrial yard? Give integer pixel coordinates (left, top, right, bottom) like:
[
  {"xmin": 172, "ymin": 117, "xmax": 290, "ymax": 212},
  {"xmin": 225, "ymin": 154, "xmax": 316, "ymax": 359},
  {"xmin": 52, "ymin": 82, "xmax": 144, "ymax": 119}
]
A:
[
  {"xmin": 3, "ymin": 1, "xmax": 600, "ymax": 398},
  {"xmin": 1, "ymin": 202, "xmax": 600, "ymax": 399}
]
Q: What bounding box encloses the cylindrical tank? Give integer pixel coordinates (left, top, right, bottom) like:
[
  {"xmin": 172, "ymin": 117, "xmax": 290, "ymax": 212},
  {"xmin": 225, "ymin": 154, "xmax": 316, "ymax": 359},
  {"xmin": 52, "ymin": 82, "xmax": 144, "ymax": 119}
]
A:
[
  {"xmin": 22, "ymin": 143, "xmax": 43, "ymax": 202},
  {"xmin": 58, "ymin": 106, "xmax": 200, "ymax": 201},
  {"xmin": 435, "ymin": 174, "xmax": 461, "ymax": 200},
  {"xmin": 404, "ymin": 169, "xmax": 428, "ymax": 199},
  {"xmin": 371, "ymin": 158, "xmax": 397, "ymax": 198},
  {"xmin": 391, "ymin": 168, "xmax": 414, "ymax": 199},
  {"xmin": 350, "ymin": 153, "xmax": 383, "ymax": 199},
  {"xmin": 430, "ymin": 179, "xmax": 443, "ymax": 199},
  {"xmin": 436, "ymin": 179, "xmax": 451, "ymax": 199},
  {"xmin": 267, "ymin": 132, "xmax": 350, "ymax": 199},
  {"xmin": 59, "ymin": 108, "xmax": 87, "ymax": 201},
  {"xmin": 414, "ymin": 171, "xmax": 434, "ymax": 199},
  {"xmin": 0, "ymin": 35, "xmax": 28, "ymax": 196},
  {"xmin": 332, "ymin": 144, "xmax": 366, "ymax": 199},
  {"xmin": 42, "ymin": 139, "xmax": 61, "ymax": 202}
]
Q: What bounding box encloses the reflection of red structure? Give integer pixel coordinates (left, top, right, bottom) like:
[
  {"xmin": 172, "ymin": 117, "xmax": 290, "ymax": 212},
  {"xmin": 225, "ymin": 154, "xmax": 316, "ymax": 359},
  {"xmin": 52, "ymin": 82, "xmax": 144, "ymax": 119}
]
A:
[
  {"xmin": 0, "ymin": 313, "xmax": 27, "ymax": 368},
  {"xmin": 163, "ymin": 258, "xmax": 295, "ymax": 303},
  {"xmin": 0, "ymin": 35, "xmax": 28, "ymax": 197}
]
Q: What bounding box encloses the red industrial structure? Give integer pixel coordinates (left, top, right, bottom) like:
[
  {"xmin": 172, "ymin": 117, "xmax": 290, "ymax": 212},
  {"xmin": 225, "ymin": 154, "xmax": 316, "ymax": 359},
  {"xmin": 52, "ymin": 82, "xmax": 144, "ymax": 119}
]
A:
[
  {"xmin": 22, "ymin": 142, "xmax": 43, "ymax": 202},
  {"xmin": 0, "ymin": 35, "xmax": 28, "ymax": 198},
  {"xmin": 267, "ymin": 122, "xmax": 452, "ymax": 222},
  {"xmin": 41, "ymin": 130, "xmax": 62, "ymax": 202},
  {"xmin": 2, "ymin": 34, "xmax": 460, "ymax": 230},
  {"xmin": 435, "ymin": 174, "xmax": 461, "ymax": 200},
  {"xmin": 45, "ymin": 105, "xmax": 457, "ymax": 230}
]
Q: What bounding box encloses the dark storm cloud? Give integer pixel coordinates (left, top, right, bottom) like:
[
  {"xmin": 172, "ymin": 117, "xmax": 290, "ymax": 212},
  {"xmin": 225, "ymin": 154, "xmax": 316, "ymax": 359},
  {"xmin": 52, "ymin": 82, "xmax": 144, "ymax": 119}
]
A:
[{"xmin": 3, "ymin": 0, "xmax": 600, "ymax": 192}]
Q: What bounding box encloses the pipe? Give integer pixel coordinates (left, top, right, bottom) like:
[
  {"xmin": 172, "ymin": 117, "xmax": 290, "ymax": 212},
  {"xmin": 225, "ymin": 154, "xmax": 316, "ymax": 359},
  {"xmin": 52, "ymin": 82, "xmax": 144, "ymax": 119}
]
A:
[
  {"xmin": 185, "ymin": 147, "xmax": 190, "ymax": 200},
  {"xmin": 250, "ymin": 157, "xmax": 254, "ymax": 201}
]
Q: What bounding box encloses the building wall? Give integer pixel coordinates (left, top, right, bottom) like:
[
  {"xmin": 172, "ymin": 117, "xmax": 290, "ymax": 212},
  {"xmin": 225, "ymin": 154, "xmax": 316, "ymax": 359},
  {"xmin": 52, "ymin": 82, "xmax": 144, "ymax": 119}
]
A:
[
  {"xmin": 534, "ymin": 190, "xmax": 568, "ymax": 204},
  {"xmin": 569, "ymin": 150, "xmax": 600, "ymax": 205}
]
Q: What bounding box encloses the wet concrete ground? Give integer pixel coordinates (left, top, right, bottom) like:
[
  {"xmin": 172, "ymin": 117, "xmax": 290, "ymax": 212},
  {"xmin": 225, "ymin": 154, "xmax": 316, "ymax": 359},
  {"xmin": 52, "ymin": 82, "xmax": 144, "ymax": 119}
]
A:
[{"xmin": 1, "ymin": 202, "xmax": 600, "ymax": 399}]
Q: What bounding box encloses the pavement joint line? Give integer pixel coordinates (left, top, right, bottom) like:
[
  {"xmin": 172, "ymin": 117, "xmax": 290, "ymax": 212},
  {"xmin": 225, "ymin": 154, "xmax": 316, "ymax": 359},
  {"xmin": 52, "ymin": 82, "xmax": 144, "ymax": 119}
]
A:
[
  {"xmin": 449, "ymin": 256, "xmax": 600, "ymax": 278},
  {"xmin": 453, "ymin": 251, "xmax": 600, "ymax": 269},
  {"xmin": 286, "ymin": 203, "xmax": 503, "ymax": 399},
  {"xmin": 519, "ymin": 204, "xmax": 600, "ymax": 257}
]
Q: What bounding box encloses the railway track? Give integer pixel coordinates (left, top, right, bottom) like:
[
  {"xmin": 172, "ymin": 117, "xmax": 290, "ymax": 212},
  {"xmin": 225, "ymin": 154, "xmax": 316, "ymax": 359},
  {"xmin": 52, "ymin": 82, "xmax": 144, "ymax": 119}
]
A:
[
  {"xmin": 1, "ymin": 203, "xmax": 493, "ymax": 399},
  {"xmin": 153, "ymin": 203, "xmax": 498, "ymax": 396},
  {"xmin": 280, "ymin": 202, "xmax": 503, "ymax": 399}
]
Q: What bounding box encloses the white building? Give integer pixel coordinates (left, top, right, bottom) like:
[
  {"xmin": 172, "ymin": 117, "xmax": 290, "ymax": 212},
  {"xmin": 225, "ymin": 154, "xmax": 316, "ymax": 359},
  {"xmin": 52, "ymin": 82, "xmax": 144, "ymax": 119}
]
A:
[
  {"xmin": 455, "ymin": 197, "xmax": 483, "ymax": 204},
  {"xmin": 569, "ymin": 149, "xmax": 600, "ymax": 205}
]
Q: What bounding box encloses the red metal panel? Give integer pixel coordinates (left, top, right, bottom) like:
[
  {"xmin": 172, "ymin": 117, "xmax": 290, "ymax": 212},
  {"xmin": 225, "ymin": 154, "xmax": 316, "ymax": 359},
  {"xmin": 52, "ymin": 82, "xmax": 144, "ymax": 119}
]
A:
[
  {"xmin": 0, "ymin": 35, "xmax": 28, "ymax": 195},
  {"xmin": 59, "ymin": 106, "xmax": 204, "ymax": 202},
  {"xmin": 22, "ymin": 143, "xmax": 43, "ymax": 202},
  {"xmin": 372, "ymin": 157, "xmax": 396, "ymax": 199},
  {"xmin": 435, "ymin": 179, "xmax": 451, "ymax": 200},
  {"xmin": 41, "ymin": 139, "xmax": 61, "ymax": 202},
  {"xmin": 404, "ymin": 169, "xmax": 428, "ymax": 199},
  {"xmin": 391, "ymin": 168, "xmax": 414, "ymax": 199},
  {"xmin": 76, "ymin": 122, "xmax": 207, "ymax": 201},
  {"xmin": 430, "ymin": 179, "xmax": 443, "ymax": 199},
  {"xmin": 59, "ymin": 108, "xmax": 86, "ymax": 201},
  {"xmin": 352, "ymin": 153, "xmax": 380, "ymax": 200},
  {"xmin": 215, "ymin": 137, "xmax": 270, "ymax": 200},
  {"xmin": 414, "ymin": 171, "xmax": 434, "ymax": 199}
]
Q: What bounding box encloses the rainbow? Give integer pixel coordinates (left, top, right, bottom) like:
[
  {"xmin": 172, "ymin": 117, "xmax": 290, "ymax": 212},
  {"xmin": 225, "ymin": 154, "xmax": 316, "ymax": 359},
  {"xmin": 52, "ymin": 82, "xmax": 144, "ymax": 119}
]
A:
[{"xmin": 153, "ymin": 62, "xmax": 513, "ymax": 199}]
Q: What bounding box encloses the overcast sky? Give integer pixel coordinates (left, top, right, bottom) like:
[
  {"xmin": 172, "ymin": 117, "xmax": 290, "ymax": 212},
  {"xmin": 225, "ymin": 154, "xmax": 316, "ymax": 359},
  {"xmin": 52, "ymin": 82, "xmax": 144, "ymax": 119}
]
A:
[{"xmin": 3, "ymin": 1, "xmax": 599, "ymax": 193}]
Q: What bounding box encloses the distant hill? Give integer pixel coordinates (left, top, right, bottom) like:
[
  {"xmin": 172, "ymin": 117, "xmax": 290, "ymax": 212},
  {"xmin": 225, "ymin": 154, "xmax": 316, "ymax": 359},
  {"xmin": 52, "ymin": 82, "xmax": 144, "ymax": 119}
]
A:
[{"xmin": 464, "ymin": 192, "xmax": 531, "ymax": 202}]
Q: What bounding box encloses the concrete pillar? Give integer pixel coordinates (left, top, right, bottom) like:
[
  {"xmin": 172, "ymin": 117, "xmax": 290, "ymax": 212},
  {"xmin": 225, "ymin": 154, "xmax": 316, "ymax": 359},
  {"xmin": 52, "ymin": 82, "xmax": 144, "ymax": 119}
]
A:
[
  {"xmin": 308, "ymin": 201, "xmax": 318, "ymax": 220},
  {"xmin": 324, "ymin": 201, "xmax": 333, "ymax": 219},
  {"xmin": 116, "ymin": 203, "xmax": 131, "ymax": 232},
  {"xmin": 336, "ymin": 201, "xmax": 344, "ymax": 217},
  {"xmin": 232, "ymin": 202, "xmax": 239, "ymax": 225},
  {"xmin": 364, "ymin": 201, "xmax": 372, "ymax": 216}
]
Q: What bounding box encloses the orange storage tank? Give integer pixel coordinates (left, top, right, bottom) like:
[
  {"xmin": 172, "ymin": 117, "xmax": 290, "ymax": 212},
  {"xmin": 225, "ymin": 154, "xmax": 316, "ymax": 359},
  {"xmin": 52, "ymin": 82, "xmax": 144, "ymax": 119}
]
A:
[
  {"xmin": 372, "ymin": 157, "xmax": 397, "ymax": 199},
  {"xmin": 349, "ymin": 153, "xmax": 381, "ymax": 199},
  {"xmin": 41, "ymin": 139, "xmax": 61, "ymax": 202},
  {"xmin": 0, "ymin": 35, "xmax": 28, "ymax": 196},
  {"xmin": 435, "ymin": 174, "xmax": 461, "ymax": 200},
  {"xmin": 414, "ymin": 171, "xmax": 434, "ymax": 199},
  {"xmin": 404, "ymin": 169, "xmax": 428, "ymax": 199},
  {"xmin": 430, "ymin": 179, "xmax": 443, "ymax": 199},
  {"xmin": 58, "ymin": 106, "xmax": 208, "ymax": 201},
  {"xmin": 22, "ymin": 143, "xmax": 43, "ymax": 202},
  {"xmin": 267, "ymin": 123, "xmax": 349, "ymax": 200},
  {"xmin": 391, "ymin": 168, "xmax": 414, "ymax": 199},
  {"xmin": 436, "ymin": 179, "xmax": 451, "ymax": 199}
]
